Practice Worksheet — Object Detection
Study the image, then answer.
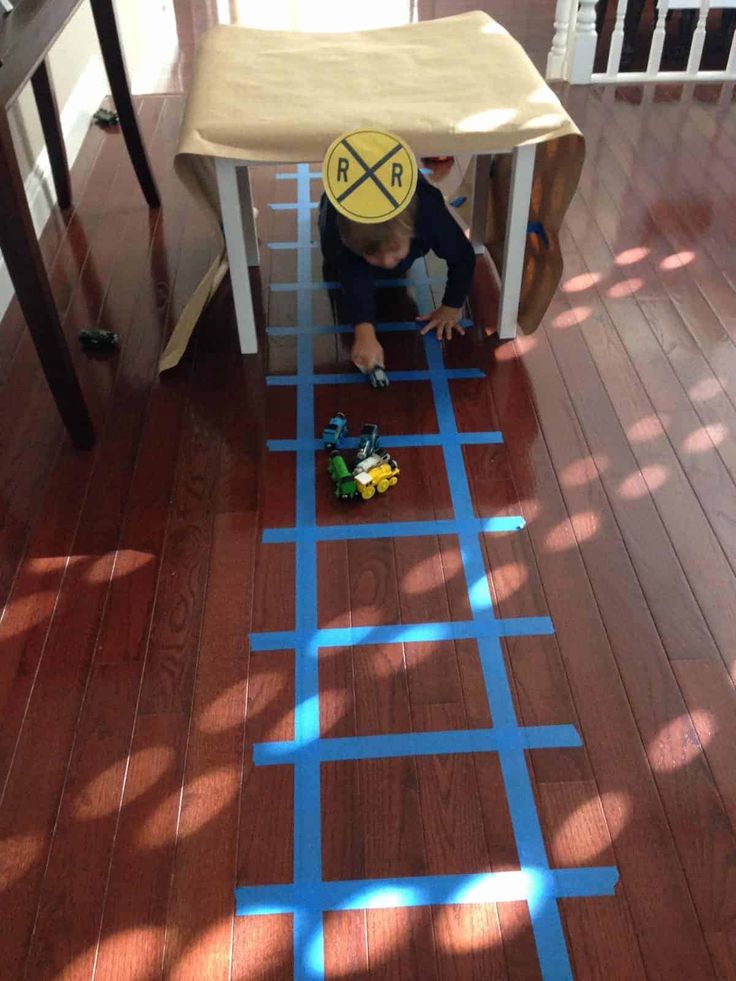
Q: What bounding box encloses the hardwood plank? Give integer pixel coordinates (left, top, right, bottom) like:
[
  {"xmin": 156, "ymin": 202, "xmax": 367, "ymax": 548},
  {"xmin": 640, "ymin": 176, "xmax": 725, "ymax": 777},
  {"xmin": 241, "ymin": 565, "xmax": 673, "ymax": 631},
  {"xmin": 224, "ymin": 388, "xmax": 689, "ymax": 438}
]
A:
[
  {"xmin": 577, "ymin": 88, "xmax": 736, "ymax": 400},
  {"xmin": 569, "ymin": 151, "xmax": 736, "ymax": 485},
  {"xmin": 163, "ymin": 341, "xmax": 262, "ymax": 980},
  {"xmin": 0, "ymin": 101, "xmax": 152, "ymax": 612},
  {"xmin": 18, "ymin": 360, "xmax": 190, "ymax": 981},
  {"xmin": 563, "ymin": 158, "xmax": 736, "ymax": 597},
  {"xmin": 537, "ymin": 781, "xmax": 647, "ymax": 979},
  {"xmin": 527, "ymin": 264, "xmax": 725, "ymax": 668},
  {"xmin": 93, "ymin": 251, "xmax": 229, "ymax": 977},
  {"xmin": 349, "ymin": 534, "xmax": 437, "ymax": 978},
  {"xmin": 0, "ymin": 121, "xmax": 105, "ymax": 379},
  {"xmin": 162, "ymin": 512, "xmax": 257, "ymax": 980},
  {"xmin": 673, "ymin": 659, "xmax": 736, "ymax": 834},
  {"xmin": 323, "ymin": 910, "xmax": 370, "ymax": 979},
  {"xmin": 0, "ymin": 445, "xmax": 87, "ymax": 772},
  {"xmin": 483, "ymin": 332, "xmax": 715, "ymax": 977},
  {"xmin": 0, "ymin": 98, "xmax": 177, "ymax": 981},
  {"xmin": 532, "ymin": 306, "xmax": 736, "ymax": 943},
  {"xmin": 232, "ymin": 645, "xmax": 294, "ymax": 980}
]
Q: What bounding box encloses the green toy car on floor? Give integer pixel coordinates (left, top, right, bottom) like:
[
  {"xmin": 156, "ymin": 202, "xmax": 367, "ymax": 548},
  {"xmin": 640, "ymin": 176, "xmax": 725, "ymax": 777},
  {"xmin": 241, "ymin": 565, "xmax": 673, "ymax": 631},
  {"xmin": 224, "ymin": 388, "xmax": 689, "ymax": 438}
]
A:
[{"xmin": 328, "ymin": 451, "xmax": 357, "ymax": 500}]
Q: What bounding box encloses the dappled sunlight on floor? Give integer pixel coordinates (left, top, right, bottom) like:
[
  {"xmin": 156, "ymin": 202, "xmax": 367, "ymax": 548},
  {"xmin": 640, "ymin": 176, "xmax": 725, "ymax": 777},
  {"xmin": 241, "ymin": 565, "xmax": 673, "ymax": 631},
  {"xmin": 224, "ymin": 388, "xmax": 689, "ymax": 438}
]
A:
[
  {"xmin": 617, "ymin": 464, "xmax": 669, "ymax": 499},
  {"xmin": 615, "ymin": 246, "xmax": 651, "ymax": 266},
  {"xmin": 648, "ymin": 711, "xmax": 715, "ymax": 772},
  {"xmin": 544, "ymin": 511, "xmax": 600, "ymax": 551},
  {"xmin": 681, "ymin": 423, "xmax": 728, "ymax": 453}
]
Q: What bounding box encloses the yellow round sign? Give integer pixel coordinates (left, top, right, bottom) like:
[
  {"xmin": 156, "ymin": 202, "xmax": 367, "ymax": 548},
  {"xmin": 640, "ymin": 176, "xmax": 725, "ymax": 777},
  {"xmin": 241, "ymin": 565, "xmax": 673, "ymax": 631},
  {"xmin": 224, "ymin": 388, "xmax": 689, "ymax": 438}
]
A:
[{"xmin": 322, "ymin": 129, "xmax": 418, "ymax": 224}]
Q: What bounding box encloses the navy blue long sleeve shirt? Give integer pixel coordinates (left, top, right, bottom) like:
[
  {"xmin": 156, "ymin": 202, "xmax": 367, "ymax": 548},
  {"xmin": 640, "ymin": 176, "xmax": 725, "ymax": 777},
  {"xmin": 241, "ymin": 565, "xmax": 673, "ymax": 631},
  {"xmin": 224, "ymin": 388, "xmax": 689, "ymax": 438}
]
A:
[{"xmin": 319, "ymin": 176, "xmax": 476, "ymax": 326}]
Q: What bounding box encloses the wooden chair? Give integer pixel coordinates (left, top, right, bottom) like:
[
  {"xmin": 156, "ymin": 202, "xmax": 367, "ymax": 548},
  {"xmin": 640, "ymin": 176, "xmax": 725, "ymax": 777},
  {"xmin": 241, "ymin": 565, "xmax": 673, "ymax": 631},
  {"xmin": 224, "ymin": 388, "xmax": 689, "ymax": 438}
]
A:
[{"xmin": 0, "ymin": 0, "xmax": 159, "ymax": 449}]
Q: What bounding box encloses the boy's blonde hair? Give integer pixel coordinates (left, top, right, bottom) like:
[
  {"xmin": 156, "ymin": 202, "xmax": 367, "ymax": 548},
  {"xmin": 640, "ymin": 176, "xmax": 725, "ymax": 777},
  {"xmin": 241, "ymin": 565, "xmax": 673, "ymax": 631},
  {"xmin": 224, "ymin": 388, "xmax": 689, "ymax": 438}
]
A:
[{"xmin": 337, "ymin": 195, "xmax": 417, "ymax": 256}]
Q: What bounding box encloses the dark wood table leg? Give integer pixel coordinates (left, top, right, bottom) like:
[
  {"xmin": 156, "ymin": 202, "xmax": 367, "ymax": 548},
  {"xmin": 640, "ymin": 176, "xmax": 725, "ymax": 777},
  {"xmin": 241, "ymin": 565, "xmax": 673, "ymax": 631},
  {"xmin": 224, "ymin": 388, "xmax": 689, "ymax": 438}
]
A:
[
  {"xmin": 0, "ymin": 109, "xmax": 94, "ymax": 450},
  {"xmin": 30, "ymin": 59, "xmax": 72, "ymax": 210},
  {"xmin": 89, "ymin": 0, "xmax": 160, "ymax": 208}
]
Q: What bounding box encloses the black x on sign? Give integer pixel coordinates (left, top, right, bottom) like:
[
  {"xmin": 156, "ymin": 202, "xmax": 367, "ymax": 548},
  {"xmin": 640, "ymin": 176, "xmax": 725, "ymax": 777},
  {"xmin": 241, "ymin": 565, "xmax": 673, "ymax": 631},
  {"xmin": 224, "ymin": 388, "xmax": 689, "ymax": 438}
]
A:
[{"xmin": 323, "ymin": 129, "xmax": 418, "ymax": 223}]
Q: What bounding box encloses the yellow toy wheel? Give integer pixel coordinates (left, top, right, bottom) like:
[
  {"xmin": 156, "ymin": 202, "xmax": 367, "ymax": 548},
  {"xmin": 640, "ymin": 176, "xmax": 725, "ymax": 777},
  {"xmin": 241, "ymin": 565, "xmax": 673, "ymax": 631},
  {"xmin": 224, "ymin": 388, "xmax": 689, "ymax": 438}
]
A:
[
  {"xmin": 377, "ymin": 478, "xmax": 390, "ymax": 494},
  {"xmin": 361, "ymin": 485, "xmax": 376, "ymax": 500},
  {"xmin": 389, "ymin": 477, "xmax": 398, "ymax": 487}
]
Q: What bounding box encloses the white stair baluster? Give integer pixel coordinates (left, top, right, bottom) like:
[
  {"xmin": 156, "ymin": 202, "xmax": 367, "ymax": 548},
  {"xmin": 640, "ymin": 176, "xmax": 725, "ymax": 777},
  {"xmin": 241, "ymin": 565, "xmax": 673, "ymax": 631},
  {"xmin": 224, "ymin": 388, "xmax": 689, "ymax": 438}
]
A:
[
  {"xmin": 687, "ymin": 0, "xmax": 712, "ymax": 74},
  {"xmin": 727, "ymin": 29, "xmax": 736, "ymax": 74},
  {"xmin": 607, "ymin": 0, "xmax": 630, "ymax": 76},
  {"xmin": 547, "ymin": 0, "xmax": 576, "ymax": 79},
  {"xmin": 570, "ymin": 0, "xmax": 599, "ymax": 82},
  {"xmin": 647, "ymin": 0, "xmax": 670, "ymax": 75}
]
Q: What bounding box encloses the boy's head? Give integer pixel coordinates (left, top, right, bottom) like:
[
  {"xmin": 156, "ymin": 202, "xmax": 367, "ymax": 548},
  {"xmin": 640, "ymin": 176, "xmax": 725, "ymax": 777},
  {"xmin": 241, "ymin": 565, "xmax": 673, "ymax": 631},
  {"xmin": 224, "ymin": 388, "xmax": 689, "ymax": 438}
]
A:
[{"xmin": 337, "ymin": 195, "xmax": 417, "ymax": 269}]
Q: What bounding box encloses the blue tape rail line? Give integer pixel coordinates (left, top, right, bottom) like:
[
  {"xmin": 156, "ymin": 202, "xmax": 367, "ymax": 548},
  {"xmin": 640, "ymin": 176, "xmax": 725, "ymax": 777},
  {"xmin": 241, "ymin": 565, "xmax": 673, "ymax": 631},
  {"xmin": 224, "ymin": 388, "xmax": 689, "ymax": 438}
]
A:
[
  {"xmin": 236, "ymin": 866, "xmax": 619, "ymax": 916},
  {"xmin": 239, "ymin": 164, "xmax": 618, "ymax": 981},
  {"xmin": 262, "ymin": 516, "xmax": 526, "ymax": 544},
  {"xmin": 267, "ymin": 430, "xmax": 503, "ymax": 451},
  {"xmin": 267, "ymin": 319, "xmax": 472, "ymax": 334},
  {"xmin": 266, "ymin": 368, "xmax": 484, "ymax": 386},
  {"xmin": 271, "ymin": 276, "xmax": 446, "ymax": 291}
]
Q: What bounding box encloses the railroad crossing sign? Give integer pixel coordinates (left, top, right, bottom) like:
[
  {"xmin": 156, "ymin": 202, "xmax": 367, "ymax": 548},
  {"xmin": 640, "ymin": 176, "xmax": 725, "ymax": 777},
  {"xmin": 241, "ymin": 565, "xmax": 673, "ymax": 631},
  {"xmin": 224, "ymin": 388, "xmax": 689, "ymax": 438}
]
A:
[{"xmin": 322, "ymin": 128, "xmax": 418, "ymax": 224}]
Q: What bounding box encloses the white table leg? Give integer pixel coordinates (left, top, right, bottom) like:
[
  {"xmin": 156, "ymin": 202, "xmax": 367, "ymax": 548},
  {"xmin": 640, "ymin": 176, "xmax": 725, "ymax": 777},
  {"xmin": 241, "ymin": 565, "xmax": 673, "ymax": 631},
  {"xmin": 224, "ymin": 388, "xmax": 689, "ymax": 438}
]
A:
[
  {"xmin": 237, "ymin": 164, "xmax": 260, "ymax": 267},
  {"xmin": 498, "ymin": 143, "xmax": 535, "ymax": 341},
  {"xmin": 215, "ymin": 157, "xmax": 258, "ymax": 354},
  {"xmin": 469, "ymin": 154, "xmax": 493, "ymax": 256}
]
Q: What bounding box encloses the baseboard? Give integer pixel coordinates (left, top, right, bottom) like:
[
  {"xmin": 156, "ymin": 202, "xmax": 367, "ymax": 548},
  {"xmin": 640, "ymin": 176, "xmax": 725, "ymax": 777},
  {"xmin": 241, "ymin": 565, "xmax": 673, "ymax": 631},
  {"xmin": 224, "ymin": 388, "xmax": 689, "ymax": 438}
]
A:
[{"xmin": 0, "ymin": 53, "xmax": 107, "ymax": 324}]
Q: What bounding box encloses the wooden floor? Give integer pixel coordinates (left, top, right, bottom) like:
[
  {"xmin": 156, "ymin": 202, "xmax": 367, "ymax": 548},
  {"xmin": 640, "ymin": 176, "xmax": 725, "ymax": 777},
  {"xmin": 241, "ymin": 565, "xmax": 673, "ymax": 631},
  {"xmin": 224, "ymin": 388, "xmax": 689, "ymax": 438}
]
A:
[{"xmin": 2, "ymin": 1, "xmax": 736, "ymax": 978}]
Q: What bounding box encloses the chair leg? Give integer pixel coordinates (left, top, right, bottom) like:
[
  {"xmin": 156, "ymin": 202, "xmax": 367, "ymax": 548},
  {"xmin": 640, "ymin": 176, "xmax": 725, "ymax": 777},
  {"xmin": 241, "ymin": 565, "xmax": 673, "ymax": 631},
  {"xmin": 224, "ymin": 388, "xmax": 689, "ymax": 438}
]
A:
[
  {"xmin": 31, "ymin": 59, "xmax": 72, "ymax": 210},
  {"xmin": 89, "ymin": 0, "xmax": 160, "ymax": 208},
  {"xmin": 0, "ymin": 109, "xmax": 94, "ymax": 449}
]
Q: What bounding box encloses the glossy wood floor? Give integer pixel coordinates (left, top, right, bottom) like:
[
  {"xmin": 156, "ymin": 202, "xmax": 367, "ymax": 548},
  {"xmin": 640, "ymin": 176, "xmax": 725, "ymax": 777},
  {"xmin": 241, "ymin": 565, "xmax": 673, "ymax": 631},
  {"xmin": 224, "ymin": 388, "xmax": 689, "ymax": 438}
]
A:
[{"xmin": 2, "ymin": 2, "xmax": 736, "ymax": 978}]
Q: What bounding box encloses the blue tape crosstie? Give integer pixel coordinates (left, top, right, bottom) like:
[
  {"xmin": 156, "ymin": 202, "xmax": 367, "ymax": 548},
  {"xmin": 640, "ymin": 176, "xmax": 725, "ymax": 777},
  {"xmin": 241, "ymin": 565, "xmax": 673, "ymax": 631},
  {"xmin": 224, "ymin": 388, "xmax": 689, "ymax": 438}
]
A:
[{"xmin": 241, "ymin": 165, "xmax": 618, "ymax": 980}]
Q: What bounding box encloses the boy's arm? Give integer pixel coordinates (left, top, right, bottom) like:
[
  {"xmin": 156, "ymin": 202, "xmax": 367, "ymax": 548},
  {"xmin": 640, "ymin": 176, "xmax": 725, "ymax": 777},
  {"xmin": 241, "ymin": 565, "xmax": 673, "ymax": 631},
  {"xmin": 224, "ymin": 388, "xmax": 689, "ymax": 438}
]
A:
[
  {"xmin": 338, "ymin": 257, "xmax": 377, "ymax": 327},
  {"xmin": 320, "ymin": 195, "xmax": 377, "ymax": 325},
  {"xmin": 416, "ymin": 191, "xmax": 476, "ymax": 339},
  {"xmin": 428, "ymin": 196, "xmax": 477, "ymax": 309}
]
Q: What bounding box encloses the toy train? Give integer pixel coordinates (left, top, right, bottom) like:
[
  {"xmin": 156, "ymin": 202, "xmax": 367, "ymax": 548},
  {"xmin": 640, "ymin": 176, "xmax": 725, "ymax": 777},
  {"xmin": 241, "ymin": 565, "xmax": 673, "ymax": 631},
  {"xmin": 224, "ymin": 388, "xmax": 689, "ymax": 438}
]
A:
[
  {"xmin": 328, "ymin": 450, "xmax": 399, "ymax": 501},
  {"xmin": 323, "ymin": 416, "xmax": 398, "ymax": 500}
]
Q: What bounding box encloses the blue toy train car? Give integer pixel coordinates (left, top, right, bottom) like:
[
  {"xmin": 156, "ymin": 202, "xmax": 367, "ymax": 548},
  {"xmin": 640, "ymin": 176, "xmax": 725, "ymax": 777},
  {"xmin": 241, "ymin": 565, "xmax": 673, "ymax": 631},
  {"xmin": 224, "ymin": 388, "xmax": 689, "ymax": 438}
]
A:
[{"xmin": 322, "ymin": 412, "xmax": 348, "ymax": 450}]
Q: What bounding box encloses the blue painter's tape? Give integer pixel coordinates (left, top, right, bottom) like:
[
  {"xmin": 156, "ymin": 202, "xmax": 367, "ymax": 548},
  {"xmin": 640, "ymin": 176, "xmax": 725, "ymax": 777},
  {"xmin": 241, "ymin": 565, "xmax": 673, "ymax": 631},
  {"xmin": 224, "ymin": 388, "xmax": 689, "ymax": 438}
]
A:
[
  {"xmin": 267, "ymin": 241, "xmax": 319, "ymax": 250},
  {"xmin": 271, "ymin": 276, "xmax": 446, "ymax": 292},
  {"xmin": 406, "ymin": 259, "xmax": 583, "ymax": 978},
  {"xmin": 249, "ymin": 615, "xmax": 555, "ymax": 653},
  {"xmin": 237, "ymin": 170, "xmax": 617, "ymax": 980},
  {"xmin": 288, "ymin": 166, "xmax": 326, "ymax": 978},
  {"xmin": 267, "ymin": 319, "xmax": 473, "ymax": 335},
  {"xmin": 269, "ymin": 201, "xmax": 319, "ymax": 210},
  {"xmin": 266, "ymin": 368, "xmax": 485, "ymax": 386},
  {"xmin": 235, "ymin": 866, "xmax": 619, "ymax": 916},
  {"xmin": 254, "ymin": 723, "xmax": 581, "ymax": 765},
  {"xmin": 276, "ymin": 170, "xmax": 322, "ymax": 180},
  {"xmin": 267, "ymin": 430, "xmax": 503, "ymax": 452},
  {"xmin": 263, "ymin": 516, "xmax": 525, "ymax": 544}
]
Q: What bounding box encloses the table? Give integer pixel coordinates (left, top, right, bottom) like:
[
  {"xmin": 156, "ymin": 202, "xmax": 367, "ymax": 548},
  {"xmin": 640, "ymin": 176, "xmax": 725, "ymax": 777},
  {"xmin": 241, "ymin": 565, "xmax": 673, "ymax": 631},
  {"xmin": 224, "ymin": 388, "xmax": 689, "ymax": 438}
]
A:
[
  {"xmin": 165, "ymin": 13, "xmax": 582, "ymax": 369},
  {"xmin": 0, "ymin": 0, "xmax": 159, "ymax": 449},
  {"xmin": 215, "ymin": 145, "xmax": 536, "ymax": 356}
]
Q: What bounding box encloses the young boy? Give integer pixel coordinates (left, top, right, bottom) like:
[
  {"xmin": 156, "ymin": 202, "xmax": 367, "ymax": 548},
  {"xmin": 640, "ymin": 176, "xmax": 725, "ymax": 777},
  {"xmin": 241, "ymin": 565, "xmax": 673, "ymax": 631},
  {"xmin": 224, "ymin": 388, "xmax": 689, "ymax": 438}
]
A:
[{"xmin": 319, "ymin": 172, "xmax": 476, "ymax": 380}]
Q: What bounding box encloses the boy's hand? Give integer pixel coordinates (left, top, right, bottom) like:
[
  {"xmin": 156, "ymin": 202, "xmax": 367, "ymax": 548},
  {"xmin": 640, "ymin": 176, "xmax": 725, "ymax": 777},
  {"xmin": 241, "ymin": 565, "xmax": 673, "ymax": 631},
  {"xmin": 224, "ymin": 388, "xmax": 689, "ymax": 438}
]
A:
[
  {"xmin": 417, "ymin": 306, "xmax": 465, "ymax": 341},
  {"xmin": 352, "ymin": 322, "xmax": 385, "ymax": 375}
]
